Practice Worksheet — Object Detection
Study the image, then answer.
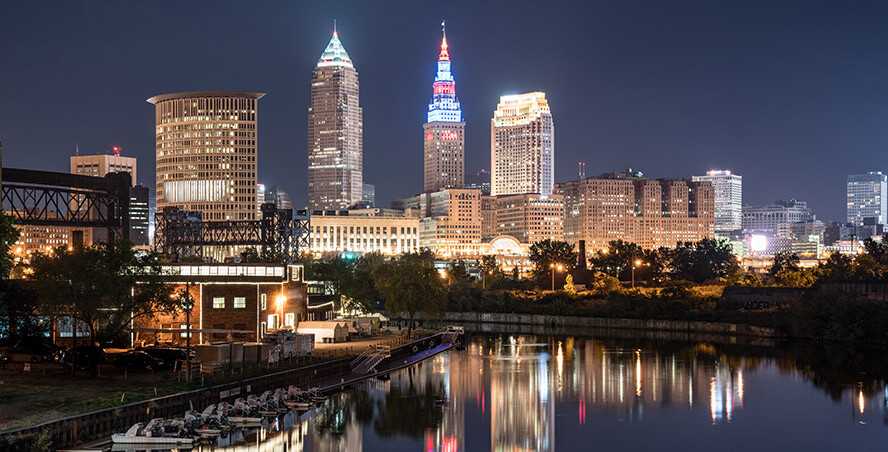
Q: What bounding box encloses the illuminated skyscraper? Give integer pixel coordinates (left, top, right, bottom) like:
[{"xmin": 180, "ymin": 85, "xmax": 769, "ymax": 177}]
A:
[
  {"xmin": 847, "ymin": 172, "xmax": 887, "ymax": 226},
  {"xmin": 148, "ymin": 91, "xmax": 263, "ymax": 221},
  {"xmin": 308, "ymin": 25, "xmax": 363, "ymax": 210},
  {"xmin": 423, "ymin": 21, "xmax": 465, "ymax": 192},
  {"xmin": 692, "ymin": 170, "xmax": 742, "ymax": 233},
  {"xmin": 491, "ymin": 92, "xmax": 554, "ymax": 196}
]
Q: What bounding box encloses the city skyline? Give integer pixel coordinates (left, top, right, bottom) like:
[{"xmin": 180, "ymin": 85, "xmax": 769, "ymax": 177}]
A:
[{"xmin": 2, "ymin": 1, "xmax": 888, "ymax": 221}]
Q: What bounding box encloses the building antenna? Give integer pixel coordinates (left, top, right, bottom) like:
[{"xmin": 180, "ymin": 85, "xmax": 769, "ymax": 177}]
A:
[
  {"xmin": 75, "ymin": 144, "xmax": 79, "ymax": 155},
  {"xmin": 333, "ymin": 19, "xmax": 337, "ymax": 36}
]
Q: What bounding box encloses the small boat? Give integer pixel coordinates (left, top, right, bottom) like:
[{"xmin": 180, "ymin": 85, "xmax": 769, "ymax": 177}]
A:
[
  {"xmin": 228, "ymin": 416, "xmax": 262, "ymax": 427},
  {"xmin": 111, "ymin": 422, "xmax": 193, "ymax": 445}
]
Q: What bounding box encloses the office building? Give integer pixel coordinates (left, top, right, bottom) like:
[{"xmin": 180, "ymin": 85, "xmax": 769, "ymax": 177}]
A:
[
  {"xmin": 493, "ymin": 194, "xmax": 564, "ymax": 244},
  {"xmin": 742, "ymin": 200, "xmax": 813, "ymax": 233},
  {"xmin": 491, "ymin": 92, "xmax": 554, "ymax": 196},
  {"xmin": 307, "ymin": 27, "xmax": 363, "ymax": 210},
  {"xmin": 423, "ymin": 23, "xmax": 465, "ymax": 192},
  {"xmin": 847, "ymin": 172, "xmax": 887, "ymax": 226},
  {"xmin": 481, "ymin": 195, "xmax": 497, "ymax": 240},
  {"xmin": 362, "ymin": 183, "xmax": 375, "ymax": 207},
  {"xmin": 416, "ymin": 188, "xmax": 482, "ymax": 257},
  {"xmin": 148, "ymin": 91, "xmax": 263, "ymax": 222},
  {"xmin": 557, "ymin": 176, "xmax": 714, "ymax": 251},
  {"xmin": 129, "ymin": 184, "xmax": 150, "ymax": 246},
  {"xmin": 71, "ymin": 147, "xmax": 137, "ymax": 185},
  {"xmin": 308, "ymin": 211, "xmax": 419, "ymax": 256},
  {"xmin": 692, "ymin": 170, "xmax": 742, "ymax": 234}
]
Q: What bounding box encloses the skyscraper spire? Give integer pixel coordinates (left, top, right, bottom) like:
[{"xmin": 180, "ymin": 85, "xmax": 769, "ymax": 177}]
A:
[
  {"xmin": 423, "ymin": 21, "xmax": 465, "ymax": 192},
  {"xmin": 317, "ymin": 21, "xmax": 353, "ymax": 68},
  {"xmin": 439, "ymin": 20, "xmax": 450, "ymax": 61}
]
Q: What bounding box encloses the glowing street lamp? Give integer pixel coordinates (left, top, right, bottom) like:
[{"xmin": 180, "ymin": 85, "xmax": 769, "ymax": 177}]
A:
[
  {"xmin": 631, "ymin": 259, "xmax": 645, "ymax": 288},
  {"xmin": 549, "ymin": 263, "xmax": 565, "ymax": 291},
  {"xmin": 275, "ymin": 293, "xmax": 286, "ymax": 330}
]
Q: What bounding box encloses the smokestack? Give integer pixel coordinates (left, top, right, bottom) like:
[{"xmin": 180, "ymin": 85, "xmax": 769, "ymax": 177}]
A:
[{"xmin": 577, "ymin": 240, "xmax": 587, "ymax": 270}]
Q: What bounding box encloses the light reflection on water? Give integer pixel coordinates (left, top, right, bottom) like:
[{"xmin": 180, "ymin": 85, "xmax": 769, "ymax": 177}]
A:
[{"xmin": 156, "ymin": 334, "xmax": 888, "ymax": 451}]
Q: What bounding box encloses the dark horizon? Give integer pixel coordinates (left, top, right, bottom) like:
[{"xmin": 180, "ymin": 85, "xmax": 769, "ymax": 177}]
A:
[{"xmin": 2, "ymin": 1, "xmax": 887, "ymax": 221}]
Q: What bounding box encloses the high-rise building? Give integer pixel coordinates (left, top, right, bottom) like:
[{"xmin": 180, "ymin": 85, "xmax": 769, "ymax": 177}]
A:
[
  {"xmin": 742, "ymin": 200, "xmax": 814, "ymax": 233},
  {"xmin": 71, "ymin": 147, "xmax": 137, "ymax": 185},
  {"xmin": 692, "ymin": 170, "xmax": 742, "ymax": 234},
  {"xmin": 493, "ymin": 194, "xmax": 564, "ymax": 244},
  {"xmin": 129, "ymin": 185, "xmax": 150, "ymax": 246},
  {"xmin": 148, "ymin": 91, "xmax": 263, "ymax": 221},
  {"xmin": 307, "ymin": 26, "xmax": 363, "ymax": 211},
  {"xmin": 557, "ymin": 176, "xmax": 714, "ymax": 251},
  {"xmin": 423, "ymin": 22, "xmax": 465, "ymax": 193},
  {"xmin": 847, "ymin": 172, "xmax": 887, "ymax": 226},
  {"xmin": 417, "ymin": 188, "xmax": 482, "ymax": 257},
  {"xmin": 491, "ymin": 92, "xmax": 554, "ymax": 197},
  {"xmin": 362, "ymin": 183, "xmax": 375, "ymax": 207},
  {"xmin": 70, "ymin": 148, "xmax": 147, "ymax": 246}
]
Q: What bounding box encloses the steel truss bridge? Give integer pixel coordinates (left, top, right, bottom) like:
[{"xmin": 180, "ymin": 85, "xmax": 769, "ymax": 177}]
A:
[
  {"xmin": 1, "ymin": 167, "xmax": 132, "ymax": 241},
  {"xmin": 155, "ymin": 203, "xmax": 310, "ymax": 263}
]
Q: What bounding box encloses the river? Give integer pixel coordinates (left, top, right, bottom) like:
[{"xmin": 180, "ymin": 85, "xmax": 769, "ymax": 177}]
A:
[{"xmin": 180, "ymin": 332, "xmax": 888, "ymax": 451}]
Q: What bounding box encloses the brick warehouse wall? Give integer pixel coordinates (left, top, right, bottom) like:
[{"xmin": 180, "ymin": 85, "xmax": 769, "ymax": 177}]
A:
[{"xmin": 134, "ymin": 282, "xmax": 307, "ymax": 346}]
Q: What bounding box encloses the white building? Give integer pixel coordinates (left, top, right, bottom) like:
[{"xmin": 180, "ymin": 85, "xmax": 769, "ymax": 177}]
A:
[
  {"xmin": 692, "ymin": 170, "xmax": 742, "ymax": 234},
  {"xmin": 491, "ymin": 92, "xmax": 554, "ymax": 196},
  {"xmin": 308, "ymin": 211, "xmax": 419, "ymax": 256},
  {"xmin": 847, "ymin": 172, "xmax": 887, "ymax": 226}
]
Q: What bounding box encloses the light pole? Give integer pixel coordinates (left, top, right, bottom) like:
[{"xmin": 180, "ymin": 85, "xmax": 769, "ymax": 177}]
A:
[
  {"xmin": 176, "ymin": 282, "xmax": 195, "ymax": 383},
  {"xmin": 631, "ymin": 259, "xmax": 643, "ymax": 289},
  {"xmin": 549, "ymin": 263, "xmax": 564, "ymax": 291}
]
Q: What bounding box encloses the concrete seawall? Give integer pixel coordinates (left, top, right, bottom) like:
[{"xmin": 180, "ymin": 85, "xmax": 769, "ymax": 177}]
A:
[{"xmin": 398, "ymin": 312, "xmax": 779, "ymax": 339}]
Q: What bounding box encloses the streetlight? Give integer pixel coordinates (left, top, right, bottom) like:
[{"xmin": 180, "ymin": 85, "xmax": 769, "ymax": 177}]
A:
[
  {"xmin": 175, "ymin": 282, "xmax": 195, "ymax": 383},
  {"xmin": 549, "ymin": 263, "xmax": 565, "ymax": 291},
  {"xmin": 275, "ymin": 293, "xmax": 286, "ymax": 330},
  {"xmin": 631, "ymin": 259, "xmax": 643, "ymax": 288}
]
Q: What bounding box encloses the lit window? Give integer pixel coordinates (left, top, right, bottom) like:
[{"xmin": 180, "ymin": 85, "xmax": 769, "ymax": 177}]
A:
[
  {"xmin": 234, "ymin": 297, "xmax": 246, "ymax": 309},
  {"xmin": 285, "ymin": 313, "xmax": 295, "ymax": 328},
  {"xmin": 260, "ymin": 293, "xmax": 267, "ymax": 310},
  {"xmin": 213, "ymin": 297, "xmax": 225, "ymax": 309}
]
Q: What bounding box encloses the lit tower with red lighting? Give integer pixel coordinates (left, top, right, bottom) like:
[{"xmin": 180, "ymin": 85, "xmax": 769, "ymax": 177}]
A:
[{"xmin": 423, "ymin": 20, "xmax": 465, "ymax": 193}]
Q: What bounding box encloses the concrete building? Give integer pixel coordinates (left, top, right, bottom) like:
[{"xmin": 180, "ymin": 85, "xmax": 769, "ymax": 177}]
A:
[
  {"xmin": 129, "ymin": 184, "xmax": 150, "ymax": 246},
  {"xmin": 491, "ymin": 92, "xmax": 554, "ymax": 196},
  {"xmin": 847, "ymin": 172, "xmax": 887, "ymax": 226},
  {"xmin": 71, "ymin": 147, "xmax": 137, "ymax": 185},
  {"xmin": 308, "ymin": 210, "xmax": 419, "ymax": 256},
  {"xmin": 493, "ymin": 193, "xmax": 563, "ymax": 244},
  {"xmin": 557, "ymin": 176, "xmax": 714, "ymax": 251},
  {"xmin": 481, "ymin": 195, "xmax": 497, "ymax": 240},
  {"xmin": 692, "ymin": 170, "xmax": 742, "ymax": 234},
  {"xmin": 423, "ymin": 24, "xmax": 465, "ymax": 192},
  {"xmin": 742, "ymin": 200, "xmax": 813, "ymax": 233},
  {"xmin": 148, "ymin": 91, "xmax": 263, "ymax": 222},
  {"xmin": 259, "ymin": 184, "xmax": 294, "ymax": 211},
  {"xmin": 416, "ymin": 188, "xmax": 482, "ymax": 257},
  {"xmin": 307, "ymin": 27, "xmax": 363, "ymax": 211}
]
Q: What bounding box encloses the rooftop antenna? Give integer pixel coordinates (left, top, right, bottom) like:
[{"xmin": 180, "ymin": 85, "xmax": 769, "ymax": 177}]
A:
[
  {"xmin": 75, "ymin": 144, "xmax": 80, "ymax": 155},
  {"xmin": 333, "ymin": 19, "xmax": 337, "ymax": 36}
]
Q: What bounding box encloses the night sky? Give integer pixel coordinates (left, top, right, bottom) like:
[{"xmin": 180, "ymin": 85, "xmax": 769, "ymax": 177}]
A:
[{"xmin": 2, "ymin": 1, "xmax": 887, "ymax": 221}]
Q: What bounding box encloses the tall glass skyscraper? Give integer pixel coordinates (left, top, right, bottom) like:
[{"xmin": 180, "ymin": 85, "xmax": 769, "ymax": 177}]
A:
[
  {"xmin": 847, "ymin": 172, "xmax": 887, "ymax": 226},
  {"xmin": 308, "ymin": 26, "xmax": 363, "ymax": 211},
  {"xmin": 423, "ymin": 21, "xmax": 465, "ymax": 193},
  {"xmin": 491, "ymin": 92, "xmax": 554, "ymax": 196},
  {"xmin": 692, "ymin": 170, "xmax": 742, "ymax": 233}
]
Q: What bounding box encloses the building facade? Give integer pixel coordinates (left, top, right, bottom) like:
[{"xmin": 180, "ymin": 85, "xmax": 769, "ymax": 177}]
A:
[
  {"xmin": 309, "ymin": 211, "xmax": 420, "ymax": 256},
  {"xmin": 71, "ymin": 148, "xmax": 137, "ymax": 185},
  {"xmin": 417, "ymin": 188, "xmax": 482, "ymax": 257},
  {"xmin": 481, "ymin": 195, "xmax": 497, "ymax": 240},
  {"xmin": 742, "ymin": 200, "xmax": 814, "ymax": 233},
  {"xmin": 148, "ymin": 91, "xmax": 262, "ymax": 222},
  {"xmin": 307, "ymin": 28, "xmax": 363, "ymax": 210},
  {"xmin": 557, "ymin": 176, "xmax": 714, "ymax": 251},
  {"xmin": 847, "ymin": 172, "xmax": 887, "ymax": 226},
  {"xmin": 423, "ymin": 24, "xmax": 465, "ymax": 193},
  {"xmin": 493, "ymin": 193, "xmax": 564, "ymax": 244},
  {"xmin": 491, "ymin": 92, "xmax": 554, "ymax": 196},
  {"xmin": 692, "ymin": 170, "xmax": 742, "ymax": 234},
  {"xmin": 129, "ymin": 185, "xmax": 150, "ymax": 246}
]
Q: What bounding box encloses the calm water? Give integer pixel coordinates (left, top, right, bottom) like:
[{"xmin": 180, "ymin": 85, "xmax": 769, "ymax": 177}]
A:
[{"xmin": 190, "ymin": 334, "xmax": 888, "ymax": 451}]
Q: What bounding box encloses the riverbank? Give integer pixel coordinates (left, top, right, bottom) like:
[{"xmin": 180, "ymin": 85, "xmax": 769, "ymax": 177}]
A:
[{"xmin": 0, "ymin": 331, "xmax": 447, "ymax": 451}]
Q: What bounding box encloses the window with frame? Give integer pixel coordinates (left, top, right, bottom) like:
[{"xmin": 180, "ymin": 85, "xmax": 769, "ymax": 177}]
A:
[
  {"xmin": 212, "ymin": 297, "xmax": 225, "ymax": 309},
  {"xmin": 260, "ymin": 293, "xmax": 267, "ymax": 310},
  {"xmin": 284, "ymin": 313, "xmax": 295, "ymax": 328},
  {"xmin": 233, "ymin": 297, "xmax": 246, "ymax": 309}
]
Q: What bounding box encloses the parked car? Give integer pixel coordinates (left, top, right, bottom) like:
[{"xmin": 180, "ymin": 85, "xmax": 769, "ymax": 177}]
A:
[
  {"xmin": 61, "ymin": 345, "xmax": 105, "ymax": 370},
  {"xmin": 5, "ymin": 337, "xmax": 62, "ymax": 363},
  {"xmin": 137, "ymin": 347, "xmax": 190, "ymax": 369},
  {"xmin": 108, "ymin": 350, "xmax": 165, "ymax": 371}
]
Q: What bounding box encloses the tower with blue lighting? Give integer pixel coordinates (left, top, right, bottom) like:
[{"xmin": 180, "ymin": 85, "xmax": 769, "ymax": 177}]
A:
[{"xmin": 423, "ymin": 21, "xmax": 465, "ymax": 192}]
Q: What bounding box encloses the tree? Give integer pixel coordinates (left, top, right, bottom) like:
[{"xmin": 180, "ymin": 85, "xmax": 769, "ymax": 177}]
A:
[
  {"xmin": 817, "ymin": 253, "xmax": 854, "ymax": 282},
  {"xmin": 588, "ymin": 271, "xmax": 621, "ymax": 297},
  {"xmin": 343, "ymin": 252, "xmax": 384, "ymax": 313},
  {"xmin": 670, "ymin": 239, "xmax": 740, "ymax": 283},
  {"xmin": 589, "ymin": 240, "xmax": 644, "ymax": 281},
  {"xmin": 528, "ymin": 240, "xmax": 577, "ymax": 284},
  {"xmin": 563, "ymin": 274, "xmax": 577, "ymax": 295},
  {"xmin": 769, "ymin": 251, "xmax": 800, "ymax": 277},
  {"xmin": 31, "ymin": 241, "xmax": 174, "ymax": 345},
  {"xmin": 0, "ymin": 213, "xmax": 20, "ymax": 279},
  {"xmin": 863, "ymin": 234, "xmax": 888, "ymax": 265},
  {"xmin": 374, "ymin": 251, "xmax": 446, "ymax": 337}
]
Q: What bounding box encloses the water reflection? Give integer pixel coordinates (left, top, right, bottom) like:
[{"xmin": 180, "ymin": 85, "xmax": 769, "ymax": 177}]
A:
[{"xmin": 176, "ymin": 334, "xmax": 888, "ymax": 451}]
